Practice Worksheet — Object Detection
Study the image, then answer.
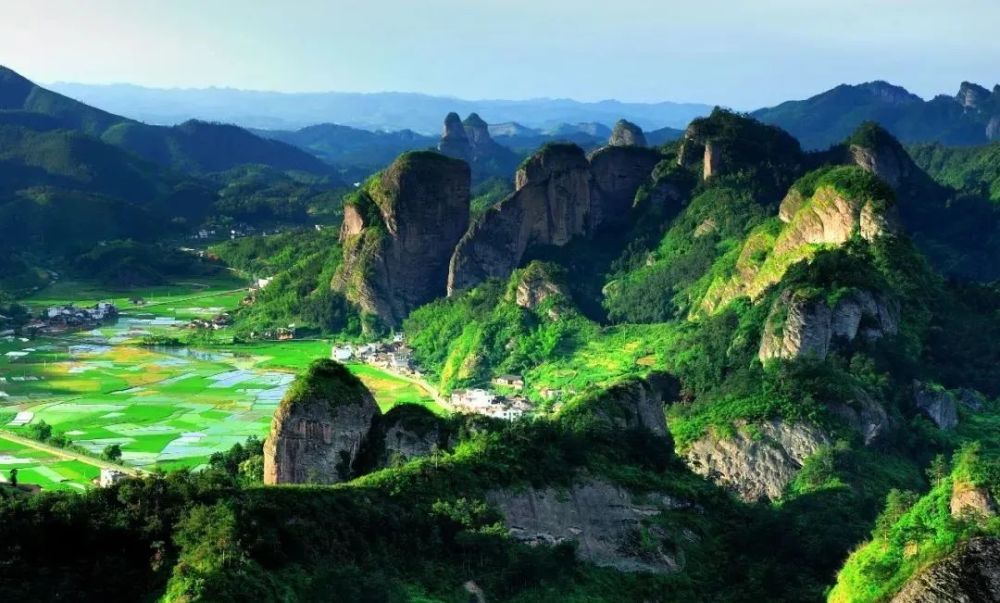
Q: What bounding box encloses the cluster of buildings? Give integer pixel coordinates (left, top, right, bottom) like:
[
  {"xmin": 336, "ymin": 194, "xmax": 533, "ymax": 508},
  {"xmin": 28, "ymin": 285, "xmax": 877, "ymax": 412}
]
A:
[
  {"xmin": 9, "ymin": 302, "xmax": 119, "ymax": 336},
  {"xmin": 449, "ymin": 388, "xmax": 532, "ymax": 421},
  {"xmin": 187, "ymin": 312, "xmax": 233, "ymax": 331},
  {"xmin": 332, "ymin": 335, "xmax": 414, "ymax": 373}
]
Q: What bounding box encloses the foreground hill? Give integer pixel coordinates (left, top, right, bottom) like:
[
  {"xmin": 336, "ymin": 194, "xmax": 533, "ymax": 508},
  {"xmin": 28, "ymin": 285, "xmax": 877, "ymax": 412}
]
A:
[
  {"xmin": 0, "ymin": 66, "xmax": 335, "ymax": 176},
  {"xmin": 754, "ymin": 80, "xmax": 1000, "ymax": 150}
]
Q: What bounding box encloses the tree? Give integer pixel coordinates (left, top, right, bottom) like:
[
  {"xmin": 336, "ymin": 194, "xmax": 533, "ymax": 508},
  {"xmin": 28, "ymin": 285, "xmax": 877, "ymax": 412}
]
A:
[
  {"xmin": 8, "ymin": 468, "xmax": 17, "ymax": 487},
  {"xmin": 102, "ymin": 444, "xmax": 123, "ymax": 463}
]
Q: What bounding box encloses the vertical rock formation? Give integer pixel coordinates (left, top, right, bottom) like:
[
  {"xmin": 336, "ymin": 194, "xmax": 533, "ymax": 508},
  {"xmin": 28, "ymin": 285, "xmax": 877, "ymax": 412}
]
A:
[
  {"xmin": 447, "ymin": 144, "xmax": 594, "ymax": 293},
  {"xmin": 847, "ymin": 122, "xmax": 917, "ymax": 191},
  {"xmin": 264, "ymin": 360, "xmax": 380, "ymax": 485},
  {"xmin": 510, "ymin": 261, "xmax": 569, "ymax": 313},
  {"xmin": 956, "ymin": 81, "xmax": 992, "ymax": 111},
  {"xmin": 437, "ymin": 112, "xmax": 520, "ymax": 181},
  {"xmin": 588, "ymin": 144, "xmax": 662, "ymax": 228},
  {"xmin": 437, "ymin": 112, "xmax": 471, "ymax": 161},
  {"xmin": 608, "ymin": 119, "xmax": 647, "ymax": 147},
  {"xmin": 448, "ymin": 140, "xmax": 661, "ymax": 294},
  {"xmin": 335, "ymin": 151, "xmax": 471, "ymax": 326}
]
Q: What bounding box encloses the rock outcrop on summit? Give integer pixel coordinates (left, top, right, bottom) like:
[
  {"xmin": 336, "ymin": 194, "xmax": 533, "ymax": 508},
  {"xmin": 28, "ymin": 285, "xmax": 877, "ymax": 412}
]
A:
[
  {"xmin": 437, "ymin": 112, "xmax": 520, "ymax": 181},
  {"xmin": 609, "ymin": 119, "xmax": 647, "ymax": 147},
  {"xmin": 335, "ymin": 151, "xmax": 471, "ymax": 327},
  {"xmin": 448, "ymin": 141, "xmax": 661, "ymax": 293},
  {"xmin": 264, "ymin": 360, "xmax": 380, "ymax": 485}
]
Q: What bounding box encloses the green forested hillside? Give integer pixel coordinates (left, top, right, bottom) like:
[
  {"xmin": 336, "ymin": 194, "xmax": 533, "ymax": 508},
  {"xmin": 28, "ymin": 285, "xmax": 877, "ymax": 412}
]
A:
[{"xmin": 1, "ymin": 107, "xmax": 998, "ymax": 603}]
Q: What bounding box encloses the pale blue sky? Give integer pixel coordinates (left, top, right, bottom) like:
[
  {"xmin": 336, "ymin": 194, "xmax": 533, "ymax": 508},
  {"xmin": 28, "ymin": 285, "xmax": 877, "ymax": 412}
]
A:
[{"xmin": 2, "ymin": 0, "xmax": 998, "ymax": 107}]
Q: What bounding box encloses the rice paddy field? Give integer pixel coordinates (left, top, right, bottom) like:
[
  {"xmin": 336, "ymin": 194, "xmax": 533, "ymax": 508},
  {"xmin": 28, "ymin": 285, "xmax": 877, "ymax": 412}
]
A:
[{"xmin": 0, "ymin": 279, "xmax": 439, "ymax": 491}]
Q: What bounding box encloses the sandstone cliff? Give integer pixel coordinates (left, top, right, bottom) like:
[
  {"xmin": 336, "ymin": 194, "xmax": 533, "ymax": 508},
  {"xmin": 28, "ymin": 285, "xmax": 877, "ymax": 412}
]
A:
[
  {"xmin": 487, "ymin": 479, "xmax": 695, "ymax": 574},
  {"xmin": 680, "ymin": 419, "xmax": 831, "ymax": 503},
  {"xmin": 379, "ymin": 404, "xmax": 448, "ymax": 466},
  {"xmin": 335, "ymin": 151, "xmax": 471, "ymax": 327},
  {"xmin": 891, "ymin": 537, "xmax": 1000, "ymax": 603},
  {"xmin": 487, "ymin": 373, "xmax": 688, "ymax": 574},
  {"xmin": 758, "ymin": 288, "xmax": 899, "ymax": 363},
  {"xmin": 264, "ymin": 360, "xmax": 380, "ymax": 485},
  {"xmin": 448, "ymin": 142, "xmax": 660, "ymax": 293}
]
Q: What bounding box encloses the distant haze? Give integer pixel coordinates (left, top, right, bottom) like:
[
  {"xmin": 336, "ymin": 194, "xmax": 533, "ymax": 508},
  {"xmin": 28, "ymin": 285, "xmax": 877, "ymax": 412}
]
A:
[
  {"xmin": 3, "ymin": 0, "xmax": 999, "ymax": 110},
  {"xmin": 45, "ymin": 83, "xmax": 711, "ymax": 132}
]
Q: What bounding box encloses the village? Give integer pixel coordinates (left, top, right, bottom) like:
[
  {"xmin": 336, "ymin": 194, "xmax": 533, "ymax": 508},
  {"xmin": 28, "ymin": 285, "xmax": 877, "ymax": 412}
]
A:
[
  {"xmin": 1, "ymin": 302, "xmax": 119, "ymax": 338},
  {"xmin": 331, "ymin": 336, "xmax": 536, "ymax": 421}
]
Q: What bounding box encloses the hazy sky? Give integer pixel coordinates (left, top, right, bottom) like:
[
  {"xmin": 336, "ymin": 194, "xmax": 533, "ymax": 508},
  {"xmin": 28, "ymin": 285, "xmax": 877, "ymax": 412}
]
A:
[{"xmin": 2, "ymin": 0, "xmax": 999, "ymax": 108}]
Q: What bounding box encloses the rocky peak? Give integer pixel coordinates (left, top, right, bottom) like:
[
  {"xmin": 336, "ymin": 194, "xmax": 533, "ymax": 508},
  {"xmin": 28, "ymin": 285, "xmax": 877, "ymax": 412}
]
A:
[
  {"xmin": 462, "ymin": 112, "xmax": 491, "ymax": 145},
  {"xmin": 514, "ymin": 143, "xmax": 590, "ymax": 190},
  {"xmin": 956, "ymin": 81, "xmax": 992, "ymax": 110},
  {"xmin": 609, "ymin": 119, "xmax": 647, "ymax": 147},
  {"xmin": 847, "ymin": 123, "xmax": 914, "ymax": 191},
  {"xmin": 438, "ymin": 112, "xmax": 471, "ymax": 161},
  {"xmin": 263, "ymin": 360, "xmax": 379, "ymax": 485},
  {"xmin": 449, "ymin": 142, "xmax": 660, "ymax": 294},
  {"xmin": 860, "ymin": 80, "xmax": 922, "ymax": 105},
  {"xmin": 335, "ymin": 151, "xmax": 470, "ymax": 327}
]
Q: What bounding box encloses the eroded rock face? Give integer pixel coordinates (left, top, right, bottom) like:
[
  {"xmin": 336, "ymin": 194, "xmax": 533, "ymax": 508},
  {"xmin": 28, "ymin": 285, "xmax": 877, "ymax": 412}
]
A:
[
  {"xmin": 758, "ymin": 288, "xmax": 899, "ymax": 363},
  {"xmin": 829, "ymin": 387, "xmax": 892, "ymax": 446},
  {"xmin": 487, "ymin": 479, "xmax": 694, "ymax": 574},
  {"xmin": 987, "ymin": 116, "xmax": 1000, "ymax": 142},
  {"xmin": 913, "ymin": 381, "xmax": 959, "ymax": 430},
  {"xmin": 584, "ymin": 372, "xmax": 679, "ymax": 441},
  {"xmin": 681, "ymin": 420, "xmax": 831, "ymax": 503},
  {"xmin": 609, "ymin": 119, "xmax": 647, "ymax": 147},
  {"xmin": 449, "ymin": 143, "xmax": 660, "ymax": 293},
  {"xmin": 512, "ymin": 262, "xmax": 568, "ymax": 311},
  {"xmin": 891, "ymin": 537, "xmax": 1000, "ymax": 603},
  {"xmin": 951, "ymin": 481, "xmax": 998, "ymax": 519},
  {"xmin": 589, "ymin": 145, "xmax": 662, "ymax": 229},
  {"xmin": 776, "ymin": 185, "xmax": 899, "ymax": 250},
  {"xmin": 335, "ymin": 151, "xmax": 471, "ymax": 326},
  {"xmin": 264, "ymin": 360, "xmax": 380, "ymax": 485},
  {"xmin": 380, "ymin": 404, "xmax": 447, "ymax": 465}
]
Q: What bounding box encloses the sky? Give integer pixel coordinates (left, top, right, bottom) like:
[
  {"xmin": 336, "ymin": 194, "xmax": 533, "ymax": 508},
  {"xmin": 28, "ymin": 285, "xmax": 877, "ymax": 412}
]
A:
[{"xmin": 2, "ymin": 0, "xmax": 999, "ymax": 108}]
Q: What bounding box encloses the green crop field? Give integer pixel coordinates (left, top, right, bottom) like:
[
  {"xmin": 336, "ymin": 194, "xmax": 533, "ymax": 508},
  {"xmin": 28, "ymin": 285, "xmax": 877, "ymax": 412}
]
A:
[
  {"xmin": 2, "ymin": 278, "xmax": 443, "ymax": 490},
  {"xmin": 0, "ymin": 437, "xmax": 99, "ymax": 491}
]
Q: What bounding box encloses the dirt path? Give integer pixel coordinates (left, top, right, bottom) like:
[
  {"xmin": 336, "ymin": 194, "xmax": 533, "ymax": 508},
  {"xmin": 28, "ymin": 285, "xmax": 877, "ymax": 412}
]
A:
[{"xmin": 0, "ymin": 431, "xmax": 143, "ymax": 476}]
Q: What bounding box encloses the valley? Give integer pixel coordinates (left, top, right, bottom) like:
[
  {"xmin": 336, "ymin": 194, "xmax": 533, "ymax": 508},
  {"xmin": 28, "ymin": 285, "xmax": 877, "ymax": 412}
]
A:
[{"xmin": 0, "ymin": 39, "xmax": 998, "ymax": 602}]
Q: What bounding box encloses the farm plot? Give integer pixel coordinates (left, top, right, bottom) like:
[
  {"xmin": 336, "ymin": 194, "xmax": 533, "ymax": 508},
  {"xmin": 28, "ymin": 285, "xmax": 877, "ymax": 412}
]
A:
[
  {"xmin": 0, "ymin": 437, "xmax": 98, "ymax": 491},
  {"xmin": 1, "ymin": 329, "xmax": 294, "ymax": 473}
]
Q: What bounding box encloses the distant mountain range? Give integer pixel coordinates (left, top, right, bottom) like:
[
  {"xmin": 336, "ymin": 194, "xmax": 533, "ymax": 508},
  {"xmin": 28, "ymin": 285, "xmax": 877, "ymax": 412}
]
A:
[
  {"xmin": 754, "ymin": 80, "xmax": 1000, "ymax": 149},
  {"xmin": 254, "ymin": 120, "xmax": 684, "ymax": 174},
  {"xmin": 47, "ymin": 81, "xmax": 712, "ymax": 133},
  {"xmin": 1, "ymin": 67, "xmax": 333, "ymax": 177}
]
